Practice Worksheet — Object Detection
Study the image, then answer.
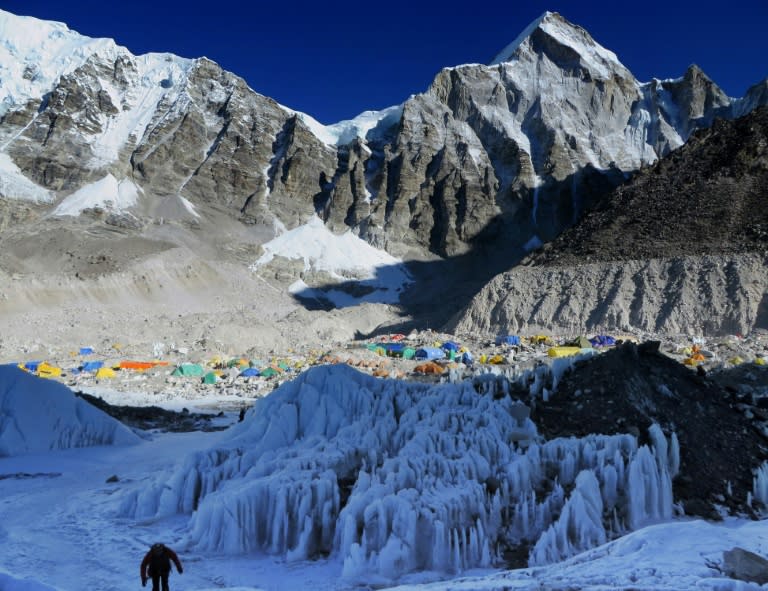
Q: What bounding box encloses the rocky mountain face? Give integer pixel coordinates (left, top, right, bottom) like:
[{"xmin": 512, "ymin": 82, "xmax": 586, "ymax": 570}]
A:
[
  {"xmin": 1, "ymin": 9, "xmax": 766, "ymax": 265},
  {"xmin": 451, "ymin": 107, "xmax": 768, "ymax": 337}
]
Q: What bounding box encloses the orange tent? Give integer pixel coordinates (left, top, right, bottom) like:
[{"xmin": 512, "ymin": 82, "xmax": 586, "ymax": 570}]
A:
[
  {"xmin": 119, "ymin": 361, "xmax": 169, "ymax": 370},
  {"xmin": 414, "ymin": 362, "xmax": 444, "ymax": 375}
]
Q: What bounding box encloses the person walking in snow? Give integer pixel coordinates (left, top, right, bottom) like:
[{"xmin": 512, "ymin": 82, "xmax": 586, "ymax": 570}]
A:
[{"xmin": 140, "ymin": 542, "xmax": 183, "ymax": 590}]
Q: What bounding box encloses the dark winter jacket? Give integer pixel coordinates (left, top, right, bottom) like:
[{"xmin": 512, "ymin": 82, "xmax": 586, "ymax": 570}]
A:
[{"xmin": 140, "ymin": 544, "xmax": 183, "ymax": 580}]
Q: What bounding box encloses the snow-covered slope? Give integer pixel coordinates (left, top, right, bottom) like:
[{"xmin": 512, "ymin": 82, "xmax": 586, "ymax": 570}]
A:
[
  {"xmin": 120, "ymin": 363, "xmax": 681, "ymax": 584},
  {"xmin": 0, "ymin": 364, "xmax": 140, "ymax": 456},
  {"xmin": 0, "ymin": 10, "xmax": 118, "ymax": 115},
  {"xmin": 251, "ymin": 214, "xmax": 412, "ymax": 306}
]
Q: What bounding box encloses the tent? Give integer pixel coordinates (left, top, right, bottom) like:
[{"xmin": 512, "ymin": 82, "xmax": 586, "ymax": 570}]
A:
[
  {"xmin": 403, "ymin": 348, "xmax": 416, "ymax": 360},
  {"xmin": 441, "ymin": 341, "xmax": 460, "ymax": 352},
  {"xmin": 82, "ymin": 361, "xmax": 104, "ymax": 372},
  {"xmin": 566, "ymin": 336, "xmax": 592, "ymax": 348},
  {"xmin": 414, "ymin": 347, "xmax": 446, "ymax": 361},
  {"xmin": 496, "ymin": 335, "xmax": 520, "ymax": 346},
  {"xmin": 375, "ymin": 343, "xmax": 406, "ymax": 357},
  {"xmin": 79, "ymin": 347, "xmax": 94, "ymax": 355},
  {"xmin": 171, "ymin": 363, "xmax": 205, "ymax": 377},
  {"xmin": 95, "ymin": 367, "xmax": 116, "ymax": 379},
  {"xmin": 37, "ymin": 363, "xmax": 62, "ymax": 378},
  {"xmin": 202, "ymin": 371, "xmax": 218, "ymax": 385},
  {"xmin": 548, "ymin": 346, "xmax": 587, "ymax": 358},
  {"xmin": 22, "ymin": 361, "xmax": 42, "ymax": 373},
  {"xmin": 239, "ymin": 368, "xmax": 261, "ymax": 378},
  {"xmin": 120, "ymin": 361, "xmax": 155, "ymax": 371},
  {"xmin": 589, "ymin": 335, "xmax": 616, "ymax": 347},
  {"xmin": 260, "ymin": 367, "xmax": 279, "ymax": 378},
  {"xmin": 414, "ymin": 362, "xmax": 445, "ymax": 375}
]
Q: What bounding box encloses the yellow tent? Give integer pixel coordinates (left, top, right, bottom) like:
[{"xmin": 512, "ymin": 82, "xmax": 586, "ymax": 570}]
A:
[
  {"xmin": 548, "ymin": 346, "xmax": 583, "ymax": 358},
  {"xmin": 96, "ymin": 367, "xmax": 116, "ymax": 379},
  {"xmin": 37, "ymin": 363, "xmax": 62, "ymax": 378}
]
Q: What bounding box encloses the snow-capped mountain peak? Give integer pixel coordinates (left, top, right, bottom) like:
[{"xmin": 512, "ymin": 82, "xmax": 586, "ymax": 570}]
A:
[
  {"xmin": 0, "ymin": 7, "xmax": 764, "ymax": 271},
  {"xmin": 489, "ymin": 10, "xmax": 629, "ymax": 80},
  {"xmin": 0, "ymin": 9, "xmax": 122, "ymax": 115}
]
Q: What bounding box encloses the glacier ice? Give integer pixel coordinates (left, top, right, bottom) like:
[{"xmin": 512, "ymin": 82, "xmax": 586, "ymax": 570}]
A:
[
  {"xmin": 120, "ymin": 364, "xmax": 679, "ymax": 583},
  {"xmin": 0, "ymin": 364, "xmax": 140, "ymax": 456},
  {"xmin": 753, "ymin": 461, "xmax": 768, "ymax": 509}
]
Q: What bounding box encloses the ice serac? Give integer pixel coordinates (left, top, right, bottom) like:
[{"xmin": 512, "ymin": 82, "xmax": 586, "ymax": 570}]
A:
[
  {"xmin": 0, "ymin": 364, "xmax": 140, "ymax": 456},
  {"xmin": 0, "ymin": 8, "xmax": 766, "ymax": 262},
  {"xmin": 119, "ymin": 364, "xmax": 677, "ymax": 583}
]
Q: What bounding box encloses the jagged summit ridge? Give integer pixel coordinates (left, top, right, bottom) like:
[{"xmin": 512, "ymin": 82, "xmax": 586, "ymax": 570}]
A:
[
  {"xmin": 489, "ymin": 11, "xmax": 628, "ymax": 80},
  {"xmin": 0, "ymin": 8, "xmax": 766, "ymax": 265},
  {"xmin": 0, "ymin": 9, "xmax": 125, "ymax": 115}
]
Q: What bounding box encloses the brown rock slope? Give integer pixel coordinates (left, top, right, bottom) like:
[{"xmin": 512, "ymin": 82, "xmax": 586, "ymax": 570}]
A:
[
  {"xmin": 530, "ymin": 106, "xmax": 768, "ymax": 265},
  {"xmin": 450, "ymin": 107, "xmax": 768, "ymax": 337},
  {"xmin": 530, "ymin": 341, "xmax": 768, "ymax": 518}
]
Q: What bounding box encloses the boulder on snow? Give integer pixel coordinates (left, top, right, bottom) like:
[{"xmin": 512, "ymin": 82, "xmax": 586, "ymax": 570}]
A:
[{"xmin": 722, "ymin": 547, "xmax": 768, "ymax": 584}]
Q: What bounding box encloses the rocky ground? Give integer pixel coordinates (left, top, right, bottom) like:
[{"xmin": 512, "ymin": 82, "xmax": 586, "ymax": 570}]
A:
[
  {"xmin": 451, "ymin": 107, "xmax": 768, "ymax": 339},
  {"xmin": 530, "ymin": 341, "xmax": 768, "ymax": 519},
  {"xmin": 525, "ymin": 106, "xmax": 768, "ymax": 267}
]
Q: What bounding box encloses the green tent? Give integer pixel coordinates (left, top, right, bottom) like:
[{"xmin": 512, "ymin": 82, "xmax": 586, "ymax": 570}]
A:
[
  {"xmin": 260, "ymin": 367, "xmax": 279, "ymax": 378},
  {"xmin": 172, "ymin": 363, "xmax": 205, "ymax": 377},
  {"xmin": 403, "ymin": 347, "xmax": 416, "ymax": 360},
  {"xmin": 566, "ymin": 336, "xmax": 592, "ymax": 349},
  {"xmin": 202, "ymin": 371, "xmax": 218, "ymax": 384}
]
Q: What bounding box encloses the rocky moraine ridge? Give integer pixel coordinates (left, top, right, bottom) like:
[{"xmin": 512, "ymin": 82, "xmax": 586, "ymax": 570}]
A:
[{"xmin": 452, "ymin": 106, "xmax": 768, "ymax": 338}]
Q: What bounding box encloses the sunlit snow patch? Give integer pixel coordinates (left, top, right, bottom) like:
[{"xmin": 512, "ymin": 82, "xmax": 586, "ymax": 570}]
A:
[
  {"xmin": 0, "ymin": 364, "xmax": 140, "ymax": 456},
  {"xmin": 285, "ymin": 105, "xmax": 402, "ymax": 146},
  {"xmin": 0, "ymin": 10, "xmax": 119, "ymax": 116},
  {"xmin": 251, "ymin": 215, "xmax": 411, "ymax": 307},
  {"xmin": 52, "ymin": 174, "xmax": 140, "ymax": 216},
  {"xmin": 0, "ymin": 153, "xmax": 53, "ymax": 203}
]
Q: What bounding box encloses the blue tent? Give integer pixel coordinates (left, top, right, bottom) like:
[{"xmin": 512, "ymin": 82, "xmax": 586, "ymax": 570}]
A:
[
  {"xmin": 382, "ymin": 343, "xmax": 406, "ymax": 356},
  {"xmin": 23, "ymin": 361, "xmax": 42, "ymax": 372},
  {"xmin": 239, "ymin": 367, "xmax": 261, "ymax": 377},
  {"xmin": 496, "ymin": 335, "xmax": 520, "ymax": 346},
  {"xmin": 414, "ymin": 347, "xmax": 446, "ymax": 361},
  {"xmin": 79, "ymin": 347, "xmax": 94, "ymax": 355},
  {"xmin": 82, "ymin": 361, "xmax": 104, "ymax": 372},
  {"xmin": 589, "ymin": 335, "xmax": 616, "ymax": 347},
  {"xmin": 461, "ymin": 351, "xmax": 474, "ymax": 365},
  {"xmin": 441, "ymin": 341, "xmax": 460, "ymax": 352}
]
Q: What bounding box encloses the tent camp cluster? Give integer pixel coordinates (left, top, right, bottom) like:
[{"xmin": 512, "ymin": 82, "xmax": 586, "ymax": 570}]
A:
[
  {"xmin": 347, "ymin": 329, "xmax": 768, "ymax": 381},
  {"xmin": 13, "ymin": 347, "xmax": 317, "ymax": 392},
  {"xmin": 349, "ymin": 331, "xmax": 623, "ymax": 378},
  {"xmin": 10, "ymin": 331, "xmax": 768, "ymax": 398}
]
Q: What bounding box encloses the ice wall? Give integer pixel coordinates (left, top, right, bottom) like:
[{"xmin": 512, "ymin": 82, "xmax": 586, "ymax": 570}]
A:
[
  {"xmin": 120, "ymin": 364, "xmax": 677, "ymax": 583},
  {"xmin": 0, "ymin": 365, "xmax": 140, "ymax": 456}
]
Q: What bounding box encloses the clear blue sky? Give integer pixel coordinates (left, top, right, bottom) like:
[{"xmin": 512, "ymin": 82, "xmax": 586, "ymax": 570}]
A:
[{"xmin": 3, "ymin": 0, "xmax": 766, "ymax": 124}]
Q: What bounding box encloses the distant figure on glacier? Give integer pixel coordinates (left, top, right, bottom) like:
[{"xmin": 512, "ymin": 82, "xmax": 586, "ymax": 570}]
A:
[{"xmin": 140, "ymin": 542, "xmax": 183, "ymax": 591}]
